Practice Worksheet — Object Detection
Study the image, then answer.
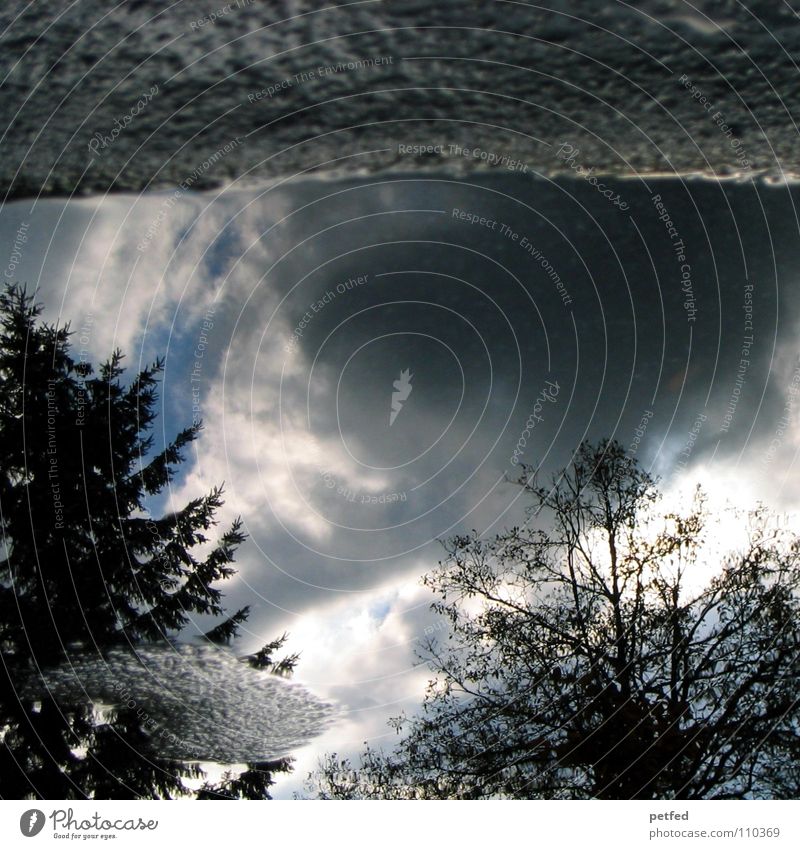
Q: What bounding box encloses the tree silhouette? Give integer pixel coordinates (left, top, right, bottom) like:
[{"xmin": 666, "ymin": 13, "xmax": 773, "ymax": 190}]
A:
[
  {"xmin": 0, "ymin": 285, "xmax": 294, "ymax": 799},
  {"xmin": 313, "ymin": 440, "xmax": 800, "ymax": 799}
]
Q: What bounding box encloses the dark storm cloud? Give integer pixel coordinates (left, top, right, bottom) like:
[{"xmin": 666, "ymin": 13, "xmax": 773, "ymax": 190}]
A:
[
  {"xmin": 133, "ymin": 172, "xmax": 799, "ymax": 640},
  {"xmin": 5, "ymin": 172, "xmax": 800, "ymax": 632}
]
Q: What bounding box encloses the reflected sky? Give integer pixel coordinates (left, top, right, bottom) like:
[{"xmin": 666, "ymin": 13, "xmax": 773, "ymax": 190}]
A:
[{"xmin": 3, "ymin": 171, "xmax": 800, "ymax": 793}]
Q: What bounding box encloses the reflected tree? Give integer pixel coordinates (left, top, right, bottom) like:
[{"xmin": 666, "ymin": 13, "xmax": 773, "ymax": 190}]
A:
[
  {"xmin": 313, "ymin": 440, "xmax": 800, "ymax": 799},
  {"xmin": 0, "ymin": 285, "xmax": 294, "ymax": 799}
]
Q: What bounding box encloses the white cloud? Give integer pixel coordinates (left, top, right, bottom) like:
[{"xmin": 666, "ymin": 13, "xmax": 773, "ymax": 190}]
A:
[{"xmin": 261, "ymin": 575, "xmax": 439, "ymax": 798}]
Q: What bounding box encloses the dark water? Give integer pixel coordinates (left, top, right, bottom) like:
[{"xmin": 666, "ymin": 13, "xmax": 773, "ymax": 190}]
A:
[{"xmin": 1, "ymin": 0, "xmax": 799, "ymax": 200}]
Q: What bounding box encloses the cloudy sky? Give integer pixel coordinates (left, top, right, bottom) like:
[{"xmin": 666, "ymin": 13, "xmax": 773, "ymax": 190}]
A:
[{"xmin": 4, "ymin": 166, "xmax": 800, "ymax": 793}]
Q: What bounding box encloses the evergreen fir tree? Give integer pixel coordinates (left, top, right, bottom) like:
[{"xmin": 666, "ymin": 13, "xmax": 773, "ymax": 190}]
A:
[{"xmin": 0, "ymin": 285, "xmax": 292, "ymax": 799}]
